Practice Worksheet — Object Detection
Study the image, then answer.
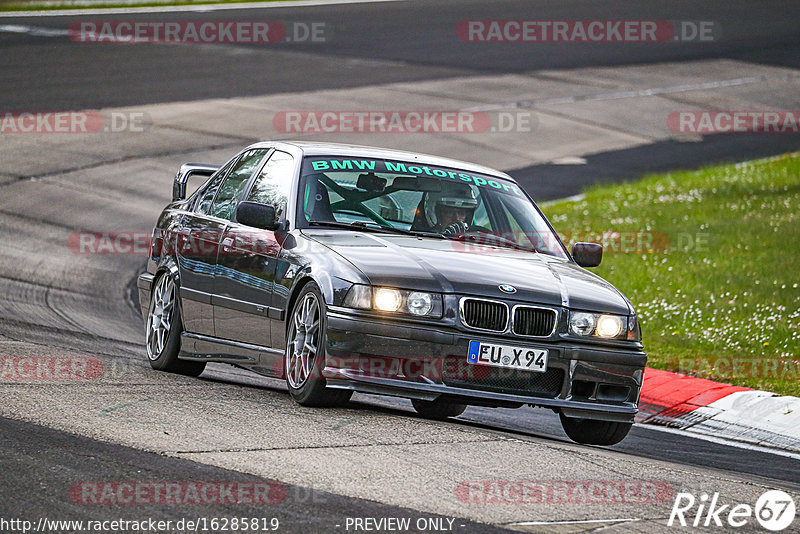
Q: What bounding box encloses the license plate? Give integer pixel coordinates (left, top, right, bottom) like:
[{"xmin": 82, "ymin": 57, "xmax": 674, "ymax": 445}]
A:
[{"xmin": 467, "ymin": 340, "xmax": 548, "ymax": 372}]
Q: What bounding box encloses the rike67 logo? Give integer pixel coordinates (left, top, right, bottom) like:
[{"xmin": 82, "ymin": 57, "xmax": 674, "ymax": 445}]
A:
[{"xmin": 668, "ymin": 490, "xmax": 796, "ymax": 531}]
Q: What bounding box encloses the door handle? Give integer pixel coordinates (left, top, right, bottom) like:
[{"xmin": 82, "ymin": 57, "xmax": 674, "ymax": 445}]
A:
[{"xmin": 221, "ymin": 236, "xmax": 234, "ymax": 252}]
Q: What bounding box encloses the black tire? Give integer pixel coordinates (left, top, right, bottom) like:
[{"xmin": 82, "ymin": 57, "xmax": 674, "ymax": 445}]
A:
[
  {"xmin": 559, "ymin": 413, "xmax": 632, "ymax": 446},
  {"xmin": 411, "ymin": 398, "xmax": 467, "ymax": 420},
  {"xmin": 285, "ymin": 282, "xmax": 352, "ymax": 407},
  {"xmin": 145, "ymin": 272, "xmax": 206, "ymax": 377}
]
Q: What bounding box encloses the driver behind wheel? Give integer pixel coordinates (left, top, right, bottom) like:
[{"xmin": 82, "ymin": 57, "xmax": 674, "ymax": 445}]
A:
[{"xmin": 420, "ymin": 183, "xmax": 478, "ymax": 236}]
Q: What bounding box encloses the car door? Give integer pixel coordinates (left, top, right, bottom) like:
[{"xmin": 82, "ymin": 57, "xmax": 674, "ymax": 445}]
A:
[
  {"xmin": 174, "ymin": 162, "xmax": 233, "ymax": 336},
  {"xmin": 214, "ymin": 150, "xmax": 295, "ymax": 351}
]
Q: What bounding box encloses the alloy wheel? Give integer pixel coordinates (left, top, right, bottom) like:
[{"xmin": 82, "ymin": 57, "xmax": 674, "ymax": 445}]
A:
[
  {"xmin": 146, "ymin": 274, "xmax": 176, "ymax": 360},
  {"xmin": 286, "ymin": 292, "xmax": 320, "ymax": 388}
]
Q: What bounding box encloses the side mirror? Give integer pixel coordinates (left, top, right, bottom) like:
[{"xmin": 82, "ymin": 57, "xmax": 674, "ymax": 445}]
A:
[
  {"xmin": 236, "ymin": 201, "xmax": 280, "ymax": 231},
  {"xmin": 572, "ymin": 242, "xmax": 603, "ymax": 267},
  {"xmin": 172, "ymin": 163, "xmax": 219, "ymax": 201}
]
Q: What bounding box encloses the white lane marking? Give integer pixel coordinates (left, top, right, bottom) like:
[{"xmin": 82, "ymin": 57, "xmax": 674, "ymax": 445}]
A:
[
  {"xmin": 0, "ymin": 0, "xmax": 406, "ymax": 18},
  {"xmin": 550, "ymin": 156, "xmax": 587, "ymax": 165},
  {"xmin": 539, "ymin": 77, "xmax": 765, "ymax": 105},
  {"xmin": 0, "ymin": 23, "xmax": 68, "ymax": 36},
  {"xmin": 640, "ymin": 422, "xmax": 800, "ymax": 460},
  {"xmin": 507, "ymin": 518, "xmax": 641, "ymax": 526},
  {"xmin": 461, "ymin": 76, "xmax": 764, "ymax": 113}
]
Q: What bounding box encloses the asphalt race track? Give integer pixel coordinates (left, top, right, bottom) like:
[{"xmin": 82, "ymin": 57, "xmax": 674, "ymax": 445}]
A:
[
  {"xmin": 3, "ymin": 0, "xmax": 800, "ymax": 110},
  {"xmin": 1, "ymin": 1, "xmax": 799, "ymax": 532}
]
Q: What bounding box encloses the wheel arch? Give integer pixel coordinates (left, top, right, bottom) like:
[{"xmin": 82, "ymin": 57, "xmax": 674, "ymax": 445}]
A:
[
  {"xmin": 148, "ymin": 260, "xmax": 183, "ymax": 318},
  {"xmin": 284, "ymin": 273, "xmax": 322, "ymax": 333},
  {"xmin": 152, "ymin": 259, "xmax": 181, "ymax": 290}
]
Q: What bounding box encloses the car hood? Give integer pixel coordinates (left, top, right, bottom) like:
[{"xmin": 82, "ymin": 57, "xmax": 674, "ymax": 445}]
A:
[{"xmin": 303, "ymin": 230, "xmax": 632, "ymax": 315}]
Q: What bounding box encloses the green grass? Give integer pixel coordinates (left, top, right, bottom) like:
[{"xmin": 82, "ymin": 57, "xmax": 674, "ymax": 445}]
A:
[{"xmin": 541, "ymin": 153, "xmax": 800, "ymax": 396}]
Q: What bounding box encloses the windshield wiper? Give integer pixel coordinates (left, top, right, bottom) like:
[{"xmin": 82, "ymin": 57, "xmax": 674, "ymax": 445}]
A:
[
  {"xmin": 308, "ymin": 220, "xmax": 396, "ymax": 233},
  {"xmin": 308, "ymin": 220, "xmax": 445, "ymax": 239},
  {"xmin": 388, "ymin": 228, "xmax": 446, "ymax": 239}
]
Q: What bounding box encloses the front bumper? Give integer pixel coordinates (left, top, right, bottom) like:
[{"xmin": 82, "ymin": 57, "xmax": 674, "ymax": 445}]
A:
[{"xmin": 324, "ymin": 308, "xmax": 645, "ymax": 422}]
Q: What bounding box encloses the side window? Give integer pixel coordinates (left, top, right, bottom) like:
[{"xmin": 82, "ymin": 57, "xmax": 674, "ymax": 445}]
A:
[
  {"xmin": 495, "ymin": 198, "xmax": 551, "ymax": 251},
  {"xmin": 472, "ymin": 196, "xmax": 492, "ymax": 230},
  {"xmin": 195, "ymin": 164, "xmax": 230, "ymax": 215},
  {"xmin": 208, "ymin": 149, "xmax": 269, "ymax": 220},
  {"xmin": 246, "ymin": 151, "xmax": 295, "ymax": 220}
]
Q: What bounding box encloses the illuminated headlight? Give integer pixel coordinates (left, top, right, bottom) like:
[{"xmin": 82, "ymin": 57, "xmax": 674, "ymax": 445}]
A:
[
  {"xmin": 374, "ymin": 288, "xmax": 402, "ymax": 312},
  {"xmin": 596, "ymin": 315, "xmax": 624, "ymax": 338},
  {"xmin": 343, "ymin": 285, "xmax": 442, "ymax": 318},
  {"xmin": 569, "ymin": 311, "xmax": 630, "ymax": 339}
]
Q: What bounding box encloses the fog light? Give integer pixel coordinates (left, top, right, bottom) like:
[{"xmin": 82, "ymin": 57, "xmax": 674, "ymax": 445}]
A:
[{"xmin": 374, "ymin": 288, "xmax": 402, "ymax": 312}]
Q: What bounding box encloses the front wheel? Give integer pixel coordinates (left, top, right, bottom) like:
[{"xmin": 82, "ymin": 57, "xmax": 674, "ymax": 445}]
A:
[
  {"xmin": 285, "ymin": 283, "xmax": 352, "ymax": 407},
  {"xmin": 145, "ymin": 272, "xmax": 205, "ymax": 377},
  {"xmin": 559, "ymin": 413, "xmax": 632, "ymax": 446}
]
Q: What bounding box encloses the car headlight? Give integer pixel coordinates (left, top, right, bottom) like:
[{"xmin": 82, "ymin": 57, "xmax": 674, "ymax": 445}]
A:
[
  {"xmin": 406, "ymin": 292, "xmax": 433, "ymax": 315},
  {"xmin": 343, "ymin": 285, "xmax": 442, "ymax": 318},
  {"xmin": 569, "ymin": 311, "xmax": 632, "ymax": 340},
  {"xmin": 569, "ymin": 312, "xmax": 596, "ymax": 336},
  {"xmin": 374, "ymin": 288, "xmax": 403, "ymax": 312},
  {"xmin": 596, "ymin": 314, "xmax": 624, "ymax": 338}
]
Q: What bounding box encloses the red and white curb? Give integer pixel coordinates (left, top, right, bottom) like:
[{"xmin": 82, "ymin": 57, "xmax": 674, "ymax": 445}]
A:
[{"xmin": 636, "ymin": 368, "xmax": 800, "ymax": 453}]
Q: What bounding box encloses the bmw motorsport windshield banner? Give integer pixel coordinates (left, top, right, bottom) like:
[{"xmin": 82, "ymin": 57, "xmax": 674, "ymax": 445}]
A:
[{"xmin": 302, "ymin": 156, "xmax": 523, "ymax": 197}]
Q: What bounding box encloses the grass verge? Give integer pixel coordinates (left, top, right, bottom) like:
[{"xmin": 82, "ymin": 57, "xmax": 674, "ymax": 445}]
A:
[{"xmin": 542, "ymin": 153, "xmax": 800, "ymax": 396}]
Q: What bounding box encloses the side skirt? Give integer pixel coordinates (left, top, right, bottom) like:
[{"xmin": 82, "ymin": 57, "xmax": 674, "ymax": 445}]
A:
[{"xmin": 179, "ymin": 332, "xmax": 284, "ymax": 378}]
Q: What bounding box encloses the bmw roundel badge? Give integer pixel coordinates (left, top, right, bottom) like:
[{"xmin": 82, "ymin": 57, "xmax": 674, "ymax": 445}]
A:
[{"xmin": 499, "ymin": 284, "xmax": 517, "ymax": 294}]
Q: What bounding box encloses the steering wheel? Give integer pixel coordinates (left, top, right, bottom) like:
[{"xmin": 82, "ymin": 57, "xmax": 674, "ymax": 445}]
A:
[{"xmin": 442, "ymin": 221, "xmax": 470, "ymax": 237}]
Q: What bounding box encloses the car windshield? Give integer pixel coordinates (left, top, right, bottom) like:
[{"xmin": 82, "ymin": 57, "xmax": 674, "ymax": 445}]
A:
[{"xmin": 297, "ymin": 156, "xmax": 568, "ymax": 259}]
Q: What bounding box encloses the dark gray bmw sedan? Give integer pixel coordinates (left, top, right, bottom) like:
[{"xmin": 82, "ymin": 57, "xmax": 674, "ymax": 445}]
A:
[{"xmin": 138, "ymin": 141, "xmax": 645, "ymax": 446}]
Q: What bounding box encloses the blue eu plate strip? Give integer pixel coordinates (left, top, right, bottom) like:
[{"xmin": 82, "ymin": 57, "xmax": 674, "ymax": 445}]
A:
[{"xmin": 467, "ymin": 340, "xmax": 480, "ymax": 363}]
